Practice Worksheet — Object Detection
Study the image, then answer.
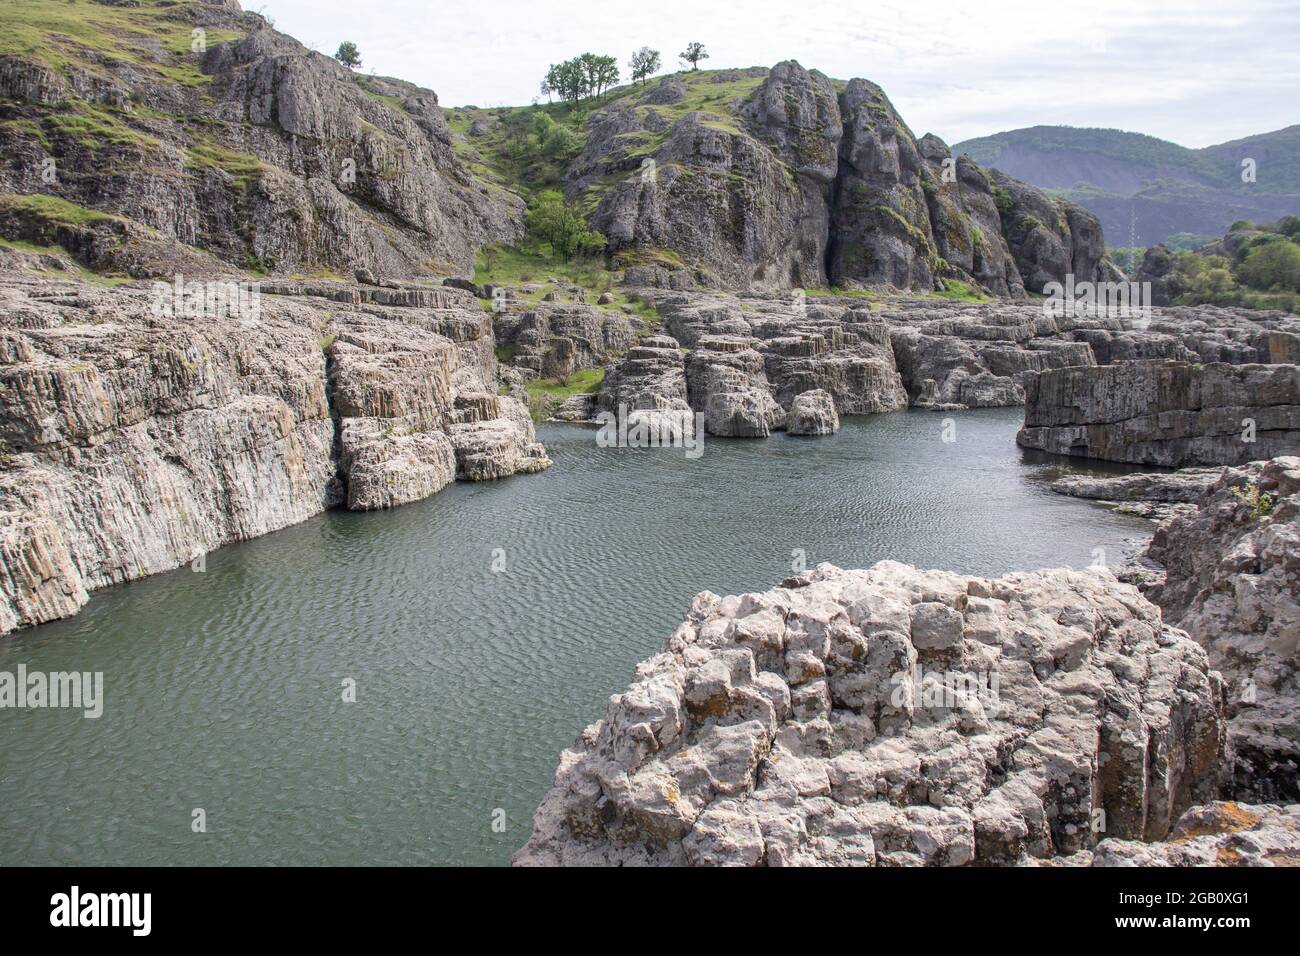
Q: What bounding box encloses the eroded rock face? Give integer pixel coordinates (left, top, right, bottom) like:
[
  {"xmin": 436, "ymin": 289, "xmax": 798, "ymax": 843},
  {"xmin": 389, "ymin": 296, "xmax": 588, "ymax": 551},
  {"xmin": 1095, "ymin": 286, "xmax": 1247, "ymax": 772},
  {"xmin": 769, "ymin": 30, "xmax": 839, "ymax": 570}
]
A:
[
  {"xmin": 786, "ymin": 389, "xmax": 840, "ymax": 436},
  {"xmin": 1087, "ymin": 802, "xmax": 1300, "ymax": 867},
  {"xmin": 588, "ymin": 61, "xmax": 1116, "ymax": 294},
  {"xmin": 0, "ymin": 4, "xmax": 520, "ymax": 279},
  {"xmin": 0, "ymin": 277, "xmax": 549, "ymax": 634},
  {"xmin": 1018, "ymin": 361, "xmax": 1300, "ymax": 466},
  {"xmin": 589, "ymin": 290, "xmax": 1297, "ymax": 431},
  {"xmin": 1143, "ymin": 458, "xmax": 1300, "ymax": 801},
  {"xmin": 493, "ymin": 303, "xmax": 635, "ymax": 379},
  {"xmin": 515, "ymin": 561, "xmax": 1226, "ymax": 866}
]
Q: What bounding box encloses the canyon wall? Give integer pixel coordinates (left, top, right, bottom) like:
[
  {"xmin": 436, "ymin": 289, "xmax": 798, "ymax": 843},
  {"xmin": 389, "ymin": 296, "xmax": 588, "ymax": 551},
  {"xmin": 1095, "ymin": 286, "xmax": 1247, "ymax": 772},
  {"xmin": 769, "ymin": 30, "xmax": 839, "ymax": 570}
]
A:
[
  {"xmin": 0, "ymin": 277, "xmax": 547, "ymax": 635},
  {"xmin": 1017, "ymin": 361, "xmax": 1300, "ymax": 466}
]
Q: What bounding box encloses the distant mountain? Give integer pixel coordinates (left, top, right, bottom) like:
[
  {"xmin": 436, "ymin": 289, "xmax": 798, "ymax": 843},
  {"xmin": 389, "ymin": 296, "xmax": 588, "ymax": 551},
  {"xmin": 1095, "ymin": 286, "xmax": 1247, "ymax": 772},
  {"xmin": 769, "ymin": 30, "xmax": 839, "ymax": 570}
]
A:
[{"xmin": 953, "ymin": 125, "xmax": 1300, "ymax": 246}]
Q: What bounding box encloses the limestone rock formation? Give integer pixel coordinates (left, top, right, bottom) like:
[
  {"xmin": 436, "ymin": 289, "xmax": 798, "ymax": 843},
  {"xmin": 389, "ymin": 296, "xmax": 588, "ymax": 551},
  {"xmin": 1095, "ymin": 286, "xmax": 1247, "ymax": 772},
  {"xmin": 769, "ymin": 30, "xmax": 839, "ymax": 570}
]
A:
[
  {"xmin": 1049, "ymin": 469, "xmax": 1223, "ymax": 521},
  {"xmin": 0, "ymin": 277, "xmax": 549, "ymax": 634},
  {"xmin": 515, "ymin": 561, "xmax": 1226, "ymax": 866},
  {"xmin": 1142, "ymin": 458, "xmax": 1300, "ymax": 801},
  {"xmin": 585, "ymin": 62, "xmax": 1117, "ymax": 294},
  {"xmin": 0, "ymin": 2, "xmax": 520, "ymax": 279},
  {"xmin": 1018, "ymin": 361, "xmax": 1300, "ymax": 466},
  {"xmin": 493, "ymin": 303, "xmax": 636, "ymax": 379},
  {"xmin": 786, "ymin": 390, "xmax": 840, "ymax": 436},
  {"xmin": 1088, "ymin": 802, "xmax": 1300, "ymax": 866}
]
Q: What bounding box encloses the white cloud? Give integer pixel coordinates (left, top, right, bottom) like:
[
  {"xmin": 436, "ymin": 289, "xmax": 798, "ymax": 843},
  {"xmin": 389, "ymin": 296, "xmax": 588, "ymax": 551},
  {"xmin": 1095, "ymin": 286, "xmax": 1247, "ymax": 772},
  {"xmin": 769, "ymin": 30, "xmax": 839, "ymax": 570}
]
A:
[{"xmin": 258, "ymin": 0, "xmax": 1299, "ymax": 147}]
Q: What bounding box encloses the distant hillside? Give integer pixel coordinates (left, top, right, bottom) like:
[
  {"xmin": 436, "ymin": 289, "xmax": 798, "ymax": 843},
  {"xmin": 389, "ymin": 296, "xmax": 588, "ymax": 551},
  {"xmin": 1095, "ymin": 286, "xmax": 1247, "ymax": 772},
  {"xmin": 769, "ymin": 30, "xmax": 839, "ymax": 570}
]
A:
[{"xmin": 953, "ymin": 125, "xmax": 1300, "ymax": 246}]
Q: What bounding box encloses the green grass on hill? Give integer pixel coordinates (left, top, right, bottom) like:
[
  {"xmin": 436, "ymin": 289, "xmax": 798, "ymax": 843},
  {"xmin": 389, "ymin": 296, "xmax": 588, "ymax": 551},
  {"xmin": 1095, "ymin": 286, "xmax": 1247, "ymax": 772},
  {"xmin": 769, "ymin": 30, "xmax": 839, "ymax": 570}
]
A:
[
  {"xmin": 0, "ymin": 235, "xmax": 132, "ymax": 285},
  {"xmin": 185, "ymin": 139, "xmax": 266, "ymax": 190},
  {"xmin": 0, "ymin": 192, "xmax": 118, "ymax": 228},
  {"xmin": 929, "ymin": 278, "xmax": 991, "ymax": 302},
  {"xmin": 474, "ymin": 243, "xmax": 662, "ymax": 328},
  {"xmin": 446, "ymin": 69, "xmax": 768, "ymax": 211},
  {"xmin": 524, "ymin": 368, "xmax": 605, "ymax": 421},
  {"xmin": 1, "ymin": 0, "xmax": 244, "ymax": 87}
]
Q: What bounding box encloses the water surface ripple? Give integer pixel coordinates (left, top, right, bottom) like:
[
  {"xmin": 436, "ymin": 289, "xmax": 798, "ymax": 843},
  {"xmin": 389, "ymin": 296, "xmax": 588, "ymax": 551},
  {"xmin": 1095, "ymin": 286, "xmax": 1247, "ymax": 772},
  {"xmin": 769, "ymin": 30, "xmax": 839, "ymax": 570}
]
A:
[{"xmin": 0, "ymin": 410, "xmax": 1153, "ymax": 865}]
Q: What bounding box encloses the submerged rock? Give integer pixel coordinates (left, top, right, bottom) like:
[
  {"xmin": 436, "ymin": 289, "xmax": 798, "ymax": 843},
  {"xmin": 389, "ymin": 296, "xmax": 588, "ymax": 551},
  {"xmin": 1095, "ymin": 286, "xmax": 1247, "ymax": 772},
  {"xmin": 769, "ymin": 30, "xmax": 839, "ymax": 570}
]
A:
[{"xmin": 515, "ymin": 561, "xmax": 1226, "ymax": 866}]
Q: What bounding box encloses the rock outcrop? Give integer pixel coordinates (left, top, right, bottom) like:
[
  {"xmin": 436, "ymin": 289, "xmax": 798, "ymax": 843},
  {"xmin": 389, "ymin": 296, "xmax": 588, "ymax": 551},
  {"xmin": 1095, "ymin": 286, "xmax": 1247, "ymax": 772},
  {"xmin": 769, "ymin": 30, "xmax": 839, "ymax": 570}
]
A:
[
  {"xmin": 1018, "ymin": 361, "xmax": 1300, "ymax": 466},
  {"xmin": 1142, "ymin": 458, "xmax": 1300, "ymax": 801},
  {"xmin": 493, "ymin": 302, "xmax": 636, "ymax": 379},
  {"xmin": 0, "ymin": 277, "xmax": 548, "ymax": 634},
  {"xmin": 1049, "ymin": 468, "xmax": 1223, "ymax": 521},
  {"xmin": 1088, "ymin": 801, "xmax": 1300, "ymax": 866},
  {"xmin": 579, "ymin": 289, "xmax": 1296, "ymax": 431},
  {"xmin": 584, "ymin": 62, "xmax": 1117, "ymax": 294},
  {"xmin": 515, "ymin": 561, "xmax": 1226, "ymax": 866},
  {"xmin": 0, "ymin": 2, "xmax": 520, "ymax": 279},
  {"xmin": 786, "ymin": 389, "xmax": 840, "ymax": 436}
]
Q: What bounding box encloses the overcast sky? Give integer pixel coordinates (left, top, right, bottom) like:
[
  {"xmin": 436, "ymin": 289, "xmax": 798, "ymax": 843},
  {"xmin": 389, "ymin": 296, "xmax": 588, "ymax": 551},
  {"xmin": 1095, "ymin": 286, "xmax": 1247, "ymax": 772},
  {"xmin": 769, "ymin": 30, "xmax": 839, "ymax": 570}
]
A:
[{"xmin": 257, "ymin": 0, "xmax": 1298, "ymax": 148}]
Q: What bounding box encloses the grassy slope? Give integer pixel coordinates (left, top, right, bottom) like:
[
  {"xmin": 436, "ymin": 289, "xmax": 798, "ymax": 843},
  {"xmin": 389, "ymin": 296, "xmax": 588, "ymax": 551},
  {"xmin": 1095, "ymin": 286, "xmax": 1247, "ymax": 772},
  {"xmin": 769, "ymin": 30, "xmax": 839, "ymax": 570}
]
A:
[{"xmin": 0, "ymin": 0, "xmax": 244, "ymax": 86}]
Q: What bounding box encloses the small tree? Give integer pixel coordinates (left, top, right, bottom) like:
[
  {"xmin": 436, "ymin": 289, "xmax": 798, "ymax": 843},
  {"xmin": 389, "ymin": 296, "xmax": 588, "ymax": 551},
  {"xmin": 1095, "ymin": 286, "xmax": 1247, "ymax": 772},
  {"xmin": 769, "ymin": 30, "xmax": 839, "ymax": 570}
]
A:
[
  {"xmin": 629, "ymin": 47, "xmax": 661, "ymax": 85},
  {"xmin": 592, "ymin": 54, "xmax": 620, "ymax": 99},
  {"xmin": 527, "ymin": 191, "xmax": 606, "ymax": 262},
  {"xmin": 334, "ymin": 41, "xmax": 361, "ymax": 69},
  {"xmin": 679, "ymin": 42, "xmax": 708, "ymax": 70}
]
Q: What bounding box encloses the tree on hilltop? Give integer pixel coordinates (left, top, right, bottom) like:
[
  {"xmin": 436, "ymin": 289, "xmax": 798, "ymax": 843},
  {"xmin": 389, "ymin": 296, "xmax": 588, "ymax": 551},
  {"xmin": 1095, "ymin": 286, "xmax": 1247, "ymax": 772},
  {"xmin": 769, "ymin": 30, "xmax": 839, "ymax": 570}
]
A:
[
  {"xmin": 679, "ymin": 42, "xmax": 708, "ymax": 70},
  {"xmin": 629, "ymin": 47, "xmax": 661, "ymax": 85},
  {"xmin": 334, "ymin": 41, "xmax": 361, "ymax": 69}
]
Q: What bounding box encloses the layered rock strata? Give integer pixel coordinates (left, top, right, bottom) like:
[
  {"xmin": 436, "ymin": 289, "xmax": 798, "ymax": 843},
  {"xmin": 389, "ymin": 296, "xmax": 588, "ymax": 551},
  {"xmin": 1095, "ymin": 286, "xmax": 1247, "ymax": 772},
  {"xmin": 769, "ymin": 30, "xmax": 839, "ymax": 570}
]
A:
[
  {"xmin": 1017, "ymin": 361, "xmax": 1300, "ymax": 466},
  {"xmin": 0, "ymin": 278, "xmax": 548, "ymax": 635}
]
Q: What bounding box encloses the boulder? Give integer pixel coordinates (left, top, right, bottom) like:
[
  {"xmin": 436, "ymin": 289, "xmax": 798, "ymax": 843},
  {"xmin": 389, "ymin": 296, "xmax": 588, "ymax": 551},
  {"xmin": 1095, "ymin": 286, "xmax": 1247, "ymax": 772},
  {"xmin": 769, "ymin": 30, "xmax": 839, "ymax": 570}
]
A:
[{"xmin": 786, "ymin": 389, "xmax": 840, "ymax": 435}]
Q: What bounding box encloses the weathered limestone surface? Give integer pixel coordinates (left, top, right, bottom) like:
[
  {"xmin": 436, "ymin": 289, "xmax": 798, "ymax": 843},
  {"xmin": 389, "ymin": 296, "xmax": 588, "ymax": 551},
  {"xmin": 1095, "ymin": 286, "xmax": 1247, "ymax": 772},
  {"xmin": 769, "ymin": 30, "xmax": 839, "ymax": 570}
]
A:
[
  {"xmin": 0, "ymin": 278, "xmax": 548, "ymax": 634},
  {"xmin": 1142, "ymin": 458, "xmax": 1300, "ymax": 801},
  {"xmin": 515, "ymin": 561, "xmax": 1226, "ymax": 866},
  {"xmin": 1050, "ymin": 468, "xmax": 1223, "ymax": 521},
  {"xmin": 786, "ymin": 389, "xmax": 840, "ymax": 436},
  {"xmin": 580, "ymin": 290, "xmax": 1297, "ymax": 432},
  {"xmin": 1088, "ymin": 802, "xmax": 1300, "ymax": 866},
  {"xmin": 1018, "ymin": 361, "xmax": 1300, "ymax": 466},
  {"xmin": 493, "ymin": 302, "xmax": 636, "ymax": 379}
]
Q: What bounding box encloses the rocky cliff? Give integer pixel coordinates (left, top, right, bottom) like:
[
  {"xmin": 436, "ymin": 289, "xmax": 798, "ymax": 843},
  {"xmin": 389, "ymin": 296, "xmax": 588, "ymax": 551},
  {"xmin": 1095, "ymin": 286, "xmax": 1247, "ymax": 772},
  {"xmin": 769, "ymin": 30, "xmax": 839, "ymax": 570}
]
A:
[
  {"xmin": 1017, "ymin": 361, "xmax": 1300, "ymax": 466},
  {"xmin": 1143, "ymin": 458, "xmax": 1300, "ymax": 801},
  {"xmin": 515, "ymin": 561, "xmax": 1226, "ymax": 866},
  {"xmin": 0, "ymin": 276, "xmax": 548, "ymax": 635},
  {"xmin": 0, "ymin": 0, "xmax": 521, "ymax": 280},
  {"xmin": 456, "ymin": 62, "xmax": 1120, "ymax": 296}
]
